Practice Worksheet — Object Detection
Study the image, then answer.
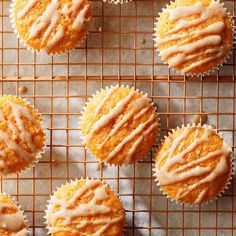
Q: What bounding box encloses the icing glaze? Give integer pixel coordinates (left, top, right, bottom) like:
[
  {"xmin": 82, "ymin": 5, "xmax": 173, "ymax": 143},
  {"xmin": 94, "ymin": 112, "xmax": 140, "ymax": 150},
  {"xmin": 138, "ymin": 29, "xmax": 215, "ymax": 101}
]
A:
[
  {"xmin": 106, "ymin": 114, "xmax": 156, "ymax": 162},
  {"xmin": 0, "ymin": 102, "xmax": 42, "ymax": 172},
  {"xmin": 84, "ymin": 88, "xmax": 157, "ymax": 164},
  {"xmin": 17, "ymin": 0, "xmax": 91, "ymax": 53},
  {"xmin": 84, "ymin": 90, "xmax": 136, "ymax": 144},
  {"xmin": 0, "ymin": 201, "xmax": 27, "ymax": 234},
  {"xmin": 47, "ymin": 179, "xmax": 124, "ymax": 235},
  {"xmin": 155, "ymin": 126, "xmax": 231, "ymax": 202},
  {"xmin": 157, "ymin": 0, "xmax": 230, "ymax": 72}
]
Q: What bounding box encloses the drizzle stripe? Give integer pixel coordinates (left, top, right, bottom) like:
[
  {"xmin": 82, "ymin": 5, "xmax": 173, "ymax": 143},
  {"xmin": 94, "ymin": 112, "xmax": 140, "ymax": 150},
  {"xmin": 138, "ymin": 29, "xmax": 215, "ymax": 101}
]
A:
[
  {"xmin": 84, "ymin": 90, "xmax": 136, "ymax": 144},
  {"xmin": 106, "ymin": 114, "xmax": 156, "ymax": 162}
]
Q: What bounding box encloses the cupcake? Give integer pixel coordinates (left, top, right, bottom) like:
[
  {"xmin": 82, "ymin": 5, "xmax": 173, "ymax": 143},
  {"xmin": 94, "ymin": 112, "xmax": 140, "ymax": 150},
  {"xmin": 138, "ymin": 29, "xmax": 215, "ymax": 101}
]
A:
[
  {"xmin": 11, "ymin": 0, "xmax": 92, "ymax": 55},
  {"xmin": 103, "ymin": 0, "xmax": 131, "ymax": 4},
  {"xmin": 81, "ymin": 86, "xmax": 159, "ymax": 166},
  {"xmin": 0, "ymin": 193, "xmax": 29, "ymax": 235},
  {"xmin": 154, "ymin": 124, "xmax": 233, "ymax": 205},
  {"xmin": 154, "ymin": 0, "xmax": 233, "ymax": 75},
  {"xmin": 0, "ymin": 96, "xmax": 46, "ymax": 175},
  {"xmin": 45, "ymin": 178, "xmax": 125, "ymax": 235}
]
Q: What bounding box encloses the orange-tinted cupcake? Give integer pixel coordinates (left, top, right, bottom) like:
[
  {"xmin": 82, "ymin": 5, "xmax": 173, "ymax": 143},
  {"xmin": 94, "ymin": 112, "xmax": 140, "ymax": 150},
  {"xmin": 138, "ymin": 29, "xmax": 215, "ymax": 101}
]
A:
[
  {"xmin": 11, "ymin": 0, "xmax": 92, "ymax": 55},
  {"xmin": 0, "ymin": 96, "xmax": 46, "ymax": 175},
  {"xmin": 154, "ymin": 0, "xmax": 233, "ymax": 75},
  {"xmin": 154, "ymin": 124, "xmax": 233, "ymax": 204},
  {"xmin": 81, "ymin": 86, "xmax": 159, "ymax": 166},
  {"xmin": 45, "ymin": 178, "xmax": 125, "ymax": 235},
  {"xmin": 0, "ymin": 193, "xmax": 29, "ymax": 235}
]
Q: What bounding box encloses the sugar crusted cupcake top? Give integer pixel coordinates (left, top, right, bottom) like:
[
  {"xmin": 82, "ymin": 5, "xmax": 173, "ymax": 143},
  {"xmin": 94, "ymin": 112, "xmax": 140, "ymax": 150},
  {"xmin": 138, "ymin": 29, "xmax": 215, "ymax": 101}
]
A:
[
  {"xmin": 12, "ymin": 0, "xmax": 92, "ymax": 54},
  {"xmin": 0, "ymin": 96, "xmax": 45, "ymax": 175},
  {"xmin": 81, "ymin": 86, "xmax": 158, "ymax": 165},
  {"xmin": 154, "ymin": 125, "xmax": 232, "ymax": 204},
  {"xmin": 0, "ymin": 194, "xmax": 29, "ymax": 235},
  {"xmin": 155, "ymin": 0, "xmax": 232, "ymax": 75},
  {"xmin": 46, "ymin": 179, "xmax": 125, "ymax": 235}
]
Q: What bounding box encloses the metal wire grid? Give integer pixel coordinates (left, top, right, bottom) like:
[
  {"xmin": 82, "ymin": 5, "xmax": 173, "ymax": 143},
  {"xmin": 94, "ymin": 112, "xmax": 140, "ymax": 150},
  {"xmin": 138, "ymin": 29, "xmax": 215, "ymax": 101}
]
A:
[{"xmin": 0, "ymin": 0, "xmax": 236, "ymax": 235}]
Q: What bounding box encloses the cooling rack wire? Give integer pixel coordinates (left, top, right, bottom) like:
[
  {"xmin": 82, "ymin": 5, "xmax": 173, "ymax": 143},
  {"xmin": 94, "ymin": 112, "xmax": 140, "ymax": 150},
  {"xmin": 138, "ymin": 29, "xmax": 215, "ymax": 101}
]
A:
[{"xmin": 1, "ymin": 0, "xmax": 236, "ymax": 235}]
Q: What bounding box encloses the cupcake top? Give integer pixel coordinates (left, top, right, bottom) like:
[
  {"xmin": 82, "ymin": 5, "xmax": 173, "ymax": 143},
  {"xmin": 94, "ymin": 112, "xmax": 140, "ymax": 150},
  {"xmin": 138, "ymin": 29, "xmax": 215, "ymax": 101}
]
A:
[
  {"xmin": 0, "ymin": 193, "xmax": 29, "ymax": 235},
  {"xmin": 11, "ymin": 0, "xmax": 92, "ymax": 54},
  {"xmin": 154, "ymin": 0, "xmax": 233, "ymax": 75},
  {"xmin": 46, "ymin": 178, "xmax": 125, "ymax": 236},
  {"xmin": 154, "ymin": 124, "xmax": 232, "ymax": 204},
  {"xmin": 81, "ymin": 86, "xmax": 159, "ymax": 165},
  {"xmin": 0, "ymin": 96, "xmax": 45, "ymax": 175}
]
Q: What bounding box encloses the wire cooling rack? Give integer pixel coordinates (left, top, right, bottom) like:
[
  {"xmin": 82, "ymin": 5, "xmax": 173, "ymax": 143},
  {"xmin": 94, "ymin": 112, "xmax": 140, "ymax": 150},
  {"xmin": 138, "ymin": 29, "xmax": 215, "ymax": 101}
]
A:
[{"xmin": 0, "ymin": 0, "xmax": 236, "ymax": 235}]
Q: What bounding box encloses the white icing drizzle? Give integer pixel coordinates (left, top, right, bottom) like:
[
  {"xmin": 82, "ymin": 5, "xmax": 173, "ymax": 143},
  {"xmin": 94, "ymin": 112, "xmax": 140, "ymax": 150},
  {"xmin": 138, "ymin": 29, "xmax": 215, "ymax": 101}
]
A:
[
  {"xmin": 72, "ymin": 4, "xmax": 90, "ymax": 30},
  {"xmin": 28, "ymin": 0, "xmax": 59, "ymax": 39},
  {"xmin": 155, "ymin": 126, "xmax": 231, "ymax": 202},
  {"xmin": 160, "ymin": 35, "xmax": 222, "ymax": 60},
  {"xmin": 124, "ymin": 122, "xmax": 158, "ymax": 164},
  {"xmin": 17, "ymin": 0, "xmax": 91, "ymax": 53},
  {"xmin": 98, "ymin": 95, "xmax": 151, "ymax": 149},
  {"xmin": 61, "ymin": 0, "xmax": 84, "ymax": 17},
  {"xmin": 47, "ymin": 179, "xmax": 123, "ymax": 235},
  {"xmin": 86, "ymin": 86, "xmax": 119, "ymax": 134},
  {"xmin": 194, "ymin": 187, "xmax": 209, "ymax": 204},
  {"xmin": 0, "ymin": 202, "xmax": 27, "ymax": 234},
  {"xmin": 44, "ymin": 26, "xmax": 64, "ymax": 54},
  {"xmin": 84, "ymin": 90, "xmax": 136, "ymax": 144},
  {"xmin": 158, "ymin": 0, "xmax": 229, "ymax": 72},
  {"xmin": 106, "ymin": 114, "xmax": 156, "ymax": 162},
  {"xmin": 0, "ymin": 102, "xmax": 41, "ymax": 172},
  {"xmin": 17, "ymin": 0, "xmax": 38, "ymax": 19}
]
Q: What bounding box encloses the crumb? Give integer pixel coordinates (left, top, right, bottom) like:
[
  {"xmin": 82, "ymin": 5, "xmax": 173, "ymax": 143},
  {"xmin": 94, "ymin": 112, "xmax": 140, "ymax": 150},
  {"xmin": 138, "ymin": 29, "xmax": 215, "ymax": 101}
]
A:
[
  {"xmin": 192, "ymin": 112, "xmax": 208, "ymax": 125},
  {"xmin": 19, "ymin": 86, "xmax": 28, "ymax": 94},
  {"xmin": 99, "ymin": 26, "xmax": 102, "ymax": 32},
  {"xmin": 96, "ymin": 161, "xmax": 105, "ymax": 171},
  {"xmin": 140, "ymin": 38, "xmax": 146, "ymax": 45}
]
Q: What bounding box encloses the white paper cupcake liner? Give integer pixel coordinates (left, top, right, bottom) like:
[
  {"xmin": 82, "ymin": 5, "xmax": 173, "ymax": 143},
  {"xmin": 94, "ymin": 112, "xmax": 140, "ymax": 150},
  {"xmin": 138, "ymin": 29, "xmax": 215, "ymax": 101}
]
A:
[
  {"xmin": 9, "ymin": 1, "xmax": 92, "ymax": 56},
  {"xmin": 0, "ymin": 192, "xmax": 29, "ymax": 235},
  {"xmin": 79, "ymin": 85, "xmax": 161, "ymax": 167},
  {"xmin": 152, "ymin": 123, "xmax": 234, "ymax": 206},
  {"xmin": 44, "ymin": 177, "xmax": 126, "ymax": 235},
  {"xmin": 103, "ymin": 0, "xmax": 132, "ymax": 4},
  {"xmin": 0, "ymin": 95, "xmax": 47, "ymax": 176},
  {"xmin": 153, "ymin": 1, "xmax": 234, "ymax": 77}
]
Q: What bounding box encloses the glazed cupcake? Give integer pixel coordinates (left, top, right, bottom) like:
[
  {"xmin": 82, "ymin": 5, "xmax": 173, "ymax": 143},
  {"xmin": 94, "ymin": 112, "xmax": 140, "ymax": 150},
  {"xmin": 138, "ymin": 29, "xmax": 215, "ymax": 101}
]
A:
[
  {"xmin": 81, "ymin": 86, "xmax": 159, "ymax": 166},
  {"xmin": 11, "ymin": 0, "xmax": 92, "ymax": 55},
  {"xmin": 154, "ymin": 124, "xmax": 233, "ymax": 205},
  {"xmin": 0, "ymin": 193, "xmax": 29, "ymax": 235},
  {"xmin": 45, "ymin": 178, "xmax": 125, "ymax": 235},
  {"xmin": 0, "ymin": 96, "xmax": 46, "ymax": 175},
  {"xmin": 154, "ymin": 0, "xmax": 233, "ymax": 75}
]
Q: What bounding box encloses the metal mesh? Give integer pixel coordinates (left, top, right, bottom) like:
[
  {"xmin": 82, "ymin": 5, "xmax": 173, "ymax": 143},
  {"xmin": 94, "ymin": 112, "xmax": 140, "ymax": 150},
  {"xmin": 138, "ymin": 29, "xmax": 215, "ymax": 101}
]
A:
[{"xmin": 0, "ymin": 0, "xmax": 236, "ymax": 235}]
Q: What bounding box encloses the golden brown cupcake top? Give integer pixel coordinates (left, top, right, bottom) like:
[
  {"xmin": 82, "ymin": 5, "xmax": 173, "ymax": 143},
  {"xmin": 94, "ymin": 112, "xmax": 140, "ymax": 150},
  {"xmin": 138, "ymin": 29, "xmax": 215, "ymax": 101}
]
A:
[
  {"xmin": 0, "ymin": 96, "xmax": 45, "ymax": 175},
  {"xmin": 0, "ymin": 194, "xmax": 29, "ymax": 235},
  {"xmin": 154, "ymin": 125, "xmax": 232, "ymax": 204},
  {"xmin": 12, "ymin": 0, "xmax": 92, "ymax": 54},
  {"xmin": 81, "ymin": 86, "xmax": 158, "ymax": 165},
  {"xmin": 154, "ymin": 0, "xmax": 233, "ymax": 75},
  {"xmin": 46, "ymin": 179, "xmax": 125, "ymax": 236}
]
